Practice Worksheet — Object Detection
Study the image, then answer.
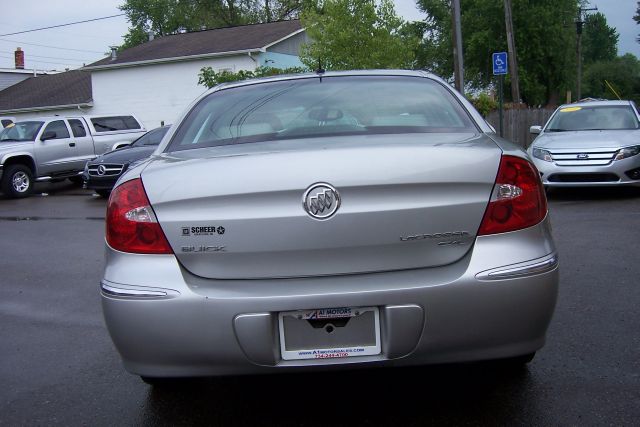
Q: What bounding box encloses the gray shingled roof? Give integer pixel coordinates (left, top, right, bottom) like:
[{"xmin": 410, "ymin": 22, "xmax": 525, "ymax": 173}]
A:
[
  {"xmin": 89, "ymin": 20, "xmax": 302, "ymax": 68},
  {"xmin": 0, "ymin": 70, "xmax": 91, "ymax": 113}
]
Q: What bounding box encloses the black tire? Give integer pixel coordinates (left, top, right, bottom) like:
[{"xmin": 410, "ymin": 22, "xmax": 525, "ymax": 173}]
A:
[
  {"xmin": 68, "ymin": 176, "xmax": 83, "ymax": 185},
  {"xmin": 1, "ymin": 164, "xmax": 34, "ymax": 198},
  {"xmin": 95, "ymin": 189, "xmax": 111, "ymax": 198}
]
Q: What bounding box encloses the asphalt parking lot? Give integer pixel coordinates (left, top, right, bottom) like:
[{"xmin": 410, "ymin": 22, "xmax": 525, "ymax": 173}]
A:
[{"xmin": 1, "ymin": 181, "xmax": 639, "ymax": 426}]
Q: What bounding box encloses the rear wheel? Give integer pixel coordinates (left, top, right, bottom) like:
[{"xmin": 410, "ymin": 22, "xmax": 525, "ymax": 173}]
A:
[
  {"xmin": 95, "ymin": 189, "xmax": 111, "ymax": 198},
  {"xmin": 1, "ymin": 164, "xmax": 34, "ymax": 198}
]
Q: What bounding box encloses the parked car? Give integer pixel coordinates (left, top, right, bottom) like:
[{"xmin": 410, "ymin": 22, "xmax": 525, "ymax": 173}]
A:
[
  {"xmin": 0, "ymin": 115, "xmax": 146, "ymax": 198},
  {"xmin": 83, "ymin": 125, "xmax": 170, "ymax": 198},
  {"xmin": 528, "ymin": 100, "xmax": 640, "ymax": 187},
  {"xmin": 101, "ymin": 70, "xmax": 558, "ymax": 385},
  {"xmin": 0, "ymin": 116, "xmax": 16, "ymax": 129}
]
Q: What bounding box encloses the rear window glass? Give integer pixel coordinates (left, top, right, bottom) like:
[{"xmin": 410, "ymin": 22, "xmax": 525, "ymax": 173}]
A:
[
  {"xmin": 91, "ymin": 116, "xmax": 141, "ymax": 132},
  {"xmin": 166, "ymin": 76, "xmax": 477, "ymax": 152}
]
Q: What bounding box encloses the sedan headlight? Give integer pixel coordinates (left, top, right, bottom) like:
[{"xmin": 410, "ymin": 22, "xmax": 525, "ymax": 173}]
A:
[
  {"xmin": 532, "ymin": 148, "xmax": 553, "ymax": 162},
  {"xmin": 614, "ymin": 145, "xmax": 640, "ymax": 161}
]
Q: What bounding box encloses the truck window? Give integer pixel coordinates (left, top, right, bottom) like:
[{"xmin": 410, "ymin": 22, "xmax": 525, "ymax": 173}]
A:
[
  {"xmin": 1, "ymin": 119, "xmax": 13, "ymax": 127},
  {"xmin": 43, "ymin": 120, "xmax": 70, "ymax": 139},
  {"xmin": 90, "ymin": 116, "xmax": 141, "ymax": 132},
  {"xmin": 68, "ymin": 119, "xmax": 87, "ymax": 137}
]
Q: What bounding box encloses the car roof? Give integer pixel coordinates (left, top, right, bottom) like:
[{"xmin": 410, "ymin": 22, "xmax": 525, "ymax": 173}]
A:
[{"xmin": 212, "ymin": 69, "xmax": 437, "ymax": 91}]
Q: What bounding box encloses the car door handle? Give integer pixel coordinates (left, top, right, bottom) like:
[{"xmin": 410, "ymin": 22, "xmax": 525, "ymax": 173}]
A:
[{"xmin": 69, "ymin": 142, "xmax": 76, "ymax": 147}]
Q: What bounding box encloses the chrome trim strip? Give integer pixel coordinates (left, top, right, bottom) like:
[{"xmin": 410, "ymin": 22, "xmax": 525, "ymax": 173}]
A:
[
  {"xmin": 476, "ymin": 254, "xmax": 558, "ymax": 281},
  {"xmin": 101, "ymin": 282, "xmax": 168, "ymax": 298},
  {"xmin": 36, "ymin": 176, "xmax": 51, "ymax": 182}
]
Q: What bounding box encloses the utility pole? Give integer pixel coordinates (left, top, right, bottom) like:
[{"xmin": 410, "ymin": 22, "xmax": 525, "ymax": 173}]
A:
[
  {"xmin": 503, "ymin": 0, "xmax": 520, "ymax": 104},
  {"xmin": 576, "ymin": 4, "xmax": 597, "ymax": 100},
  {"xmin": 451, "ymin": 0, "xmax": 464, "ymax": 93}
]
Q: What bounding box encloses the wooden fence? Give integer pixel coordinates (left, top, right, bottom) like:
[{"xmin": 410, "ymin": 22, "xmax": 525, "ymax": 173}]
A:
[{"xmin": 486, "ymin": 108, "xmax": 555, "ymax": 148}]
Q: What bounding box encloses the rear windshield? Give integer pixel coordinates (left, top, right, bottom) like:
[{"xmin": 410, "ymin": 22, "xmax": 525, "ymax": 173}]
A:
[
  {"xmin": 0, "ymin": 121, "xmax": 43, "ymax": 142},
  {"xmin": 91, "ymin": 116, "xmax": 141, "ymax": 132},
  {"xmin": 166, "ymin": 76, "xmax": 477, "ymax": 152},
  {"xmin": 546, "ymin": 105, "xmax": 640, "ymax": 132}
]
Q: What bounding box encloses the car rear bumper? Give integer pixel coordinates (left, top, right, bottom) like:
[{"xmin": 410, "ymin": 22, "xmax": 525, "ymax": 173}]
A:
[{"xmin": 101, "ymin": 217, "xmax": 558, "ymax": 377}]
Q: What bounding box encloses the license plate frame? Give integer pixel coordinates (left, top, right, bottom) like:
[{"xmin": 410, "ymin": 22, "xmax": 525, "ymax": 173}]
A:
[{"xmin": 278, "ymin": 306, "xmax": 381, "ymax": 361}]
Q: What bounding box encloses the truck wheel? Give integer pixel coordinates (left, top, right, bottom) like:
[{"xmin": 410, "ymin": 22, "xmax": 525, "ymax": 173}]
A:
[{"xmin": 1, "ymin": 164, "xmax": 34, "ymax": 198}]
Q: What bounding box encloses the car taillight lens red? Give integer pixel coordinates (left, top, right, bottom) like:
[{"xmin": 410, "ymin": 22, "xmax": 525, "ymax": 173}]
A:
[
  {"xmin": 106, "ymin": 178, "xmax": 172, "ymax": 254},
  {"xmin": 478, "ymin": 155, "xmax": 547, "ymax": 236}
]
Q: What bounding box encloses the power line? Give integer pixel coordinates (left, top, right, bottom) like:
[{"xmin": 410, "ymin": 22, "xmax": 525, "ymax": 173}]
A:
[
  {"xmin": 0, "ymin": 53, "xmax": 82, "ymax": 67},
  {"xmin": 0, "ymin": 14, "xmax": 126, "ymax": 37},
  {"xmin": 0, "ymin": 50, "xmax": 93, "ymax": 62},
  {"xmin": 0, "ymin": 38, "xmax": 105, "ymax": 54}
]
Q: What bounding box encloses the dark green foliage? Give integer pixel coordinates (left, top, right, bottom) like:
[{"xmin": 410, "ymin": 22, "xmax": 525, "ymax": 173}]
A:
[
  {"xmin": 582, "ymin": 12, "xmax": 618, "ymax": 65},
  {"xmin": 582, "ymin": 54, "xmax": 640, "ymax": 104},
  {"xmin": 415, "ymin": 0, "xmax": 578, "ymax": 106}
]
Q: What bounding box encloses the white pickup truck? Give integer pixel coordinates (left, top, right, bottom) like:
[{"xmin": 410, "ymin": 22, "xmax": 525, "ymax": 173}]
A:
[{"xmin": 0, "ymin": 115, "xmax": 147, "ymax": 197}]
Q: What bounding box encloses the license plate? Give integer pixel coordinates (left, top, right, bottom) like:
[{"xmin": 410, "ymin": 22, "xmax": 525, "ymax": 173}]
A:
[{"xmin": 278, "ymin": 306, "xmax": 381, "ymax": 361}]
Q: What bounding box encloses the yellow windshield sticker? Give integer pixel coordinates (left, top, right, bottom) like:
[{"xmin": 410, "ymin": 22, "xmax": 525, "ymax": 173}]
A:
[{"xmin": 560, "ymin": 107, "xmax": 582, "ymax": 112}]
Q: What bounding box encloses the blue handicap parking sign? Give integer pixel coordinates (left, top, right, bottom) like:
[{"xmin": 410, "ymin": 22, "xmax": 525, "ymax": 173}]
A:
[{"xmin": 493, "ymin": 52, "xmax": 508, "ymax": 75}]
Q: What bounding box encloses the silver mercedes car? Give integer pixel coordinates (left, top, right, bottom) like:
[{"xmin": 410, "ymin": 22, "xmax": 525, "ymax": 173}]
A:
[
  {"xmin": 101, "ymin": 70, "xmax": 558, "ymax": 384},
  {"xmin": 528, "ymin": 100, "xmax": 640, "ymax": 187}
]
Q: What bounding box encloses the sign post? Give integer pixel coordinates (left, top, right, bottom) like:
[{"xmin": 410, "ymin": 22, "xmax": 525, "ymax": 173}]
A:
[{"xmin": 492, "ymin": 52, "xmax": 508, "ymax": 137}]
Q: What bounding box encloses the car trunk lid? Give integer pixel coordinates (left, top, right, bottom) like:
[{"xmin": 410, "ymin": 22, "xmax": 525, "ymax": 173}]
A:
[{"xmin": 141, "ymin": 133, "xmax": 501, "ymax": 279}]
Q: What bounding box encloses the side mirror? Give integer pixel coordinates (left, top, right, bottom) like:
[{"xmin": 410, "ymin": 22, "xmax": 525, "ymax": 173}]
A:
[
  {"xmin": 41, "ymin": 131, "xmax": 56, "ymax": 141},
  {"xmin": 529, "ymin": 126, "xmax": 542, "ymax": 135}
]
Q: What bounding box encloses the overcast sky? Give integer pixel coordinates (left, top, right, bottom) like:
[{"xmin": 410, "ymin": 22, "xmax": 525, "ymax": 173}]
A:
[{"xmin": 0, "ymin": 0, "xmax": 637, "ymax": 71}]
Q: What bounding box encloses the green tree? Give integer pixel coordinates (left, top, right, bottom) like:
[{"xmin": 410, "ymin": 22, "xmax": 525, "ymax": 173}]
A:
[
  {"xmin": 582, "ymin": 53, "xmax": 640, "ymax": 104},
  {"xmin": 415, "ymin": 0, "xmax": 578, "ymax": 106},
  {"xmin": 299, "ymin": 0, "xmax": 418, "ymax": 70},
  {"xmin": 119, "ymin": 0, "xmax": 309, "ymax": 50},
  {"xmin": 582, "ymin": 12, "xmax": 618, "ymax": 65}
]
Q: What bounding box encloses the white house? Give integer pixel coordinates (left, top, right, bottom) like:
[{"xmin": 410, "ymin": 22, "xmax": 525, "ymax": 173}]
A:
[{"xmin": 0, "ymin": 20, "xmax": 306, "ymax": 128}]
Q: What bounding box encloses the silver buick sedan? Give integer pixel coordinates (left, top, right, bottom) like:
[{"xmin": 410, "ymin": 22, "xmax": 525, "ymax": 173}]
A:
[
  {"xmin": 101, "ymin": 70, "xmax": 558, "ymax": 384},
  {"xmin": 528, "ymin": 100, "xmax": 640, "ymax": 187}
]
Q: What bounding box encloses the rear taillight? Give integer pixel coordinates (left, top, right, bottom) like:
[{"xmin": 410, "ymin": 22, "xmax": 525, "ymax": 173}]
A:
[
  {"xmin": 106, "ymin": 178, "xmax": 172, "ymax": 254},
  {"xmin": 478, "ymin": 155, "xmax": 547, "ymax": 236}
]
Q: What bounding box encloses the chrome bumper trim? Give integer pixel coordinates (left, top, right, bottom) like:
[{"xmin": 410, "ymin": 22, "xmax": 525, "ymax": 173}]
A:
[
  {"xmin": 101, "ymin": 281, "xmax": 179, "ymax": 298},
  {"xmin": 476, "ymin": 253, "xmax": 558, "ymax": 281}
]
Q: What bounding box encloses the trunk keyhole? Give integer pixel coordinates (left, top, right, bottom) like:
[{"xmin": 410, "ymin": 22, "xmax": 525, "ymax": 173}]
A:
[{"xmin": 325, "ymin": 324, "xmax": 335, "ymax": 333}]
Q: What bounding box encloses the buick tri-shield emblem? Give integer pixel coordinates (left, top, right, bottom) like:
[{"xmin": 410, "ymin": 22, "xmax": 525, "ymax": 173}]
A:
[{"xmin": 303, "ymin": 183, "xmax": 341, "ymax": 220}]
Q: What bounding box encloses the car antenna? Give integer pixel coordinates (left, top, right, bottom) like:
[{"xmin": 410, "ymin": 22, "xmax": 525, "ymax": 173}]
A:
[{"xmin": 316, "ymin": 57, "xmax": 325, "ymax": 82}]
